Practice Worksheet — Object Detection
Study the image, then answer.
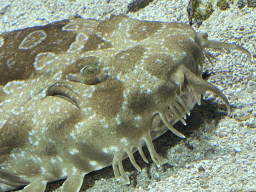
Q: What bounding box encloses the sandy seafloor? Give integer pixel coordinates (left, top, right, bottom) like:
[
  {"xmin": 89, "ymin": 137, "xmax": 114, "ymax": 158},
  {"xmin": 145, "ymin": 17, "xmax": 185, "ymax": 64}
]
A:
[{"xmin": 0, "ymin": 0, "xmax": 255, "ymax": 191}]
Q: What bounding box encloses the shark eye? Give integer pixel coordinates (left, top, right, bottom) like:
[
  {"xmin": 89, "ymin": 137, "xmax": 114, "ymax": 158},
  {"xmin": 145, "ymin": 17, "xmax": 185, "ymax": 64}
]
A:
[
  {"xmin": 80, "ymin": 65, "xmax": 98, "ymax": 77},
  {"xmin": 66, "ymin": 65, "xmax": 108, "ymax": 85},
  {"xmin": 66, "ymin": 57, "xmax": 109, "ymax": 85}
]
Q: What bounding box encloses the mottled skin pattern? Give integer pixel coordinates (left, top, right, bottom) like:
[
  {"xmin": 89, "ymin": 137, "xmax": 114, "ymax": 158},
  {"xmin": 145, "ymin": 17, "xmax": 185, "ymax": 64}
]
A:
[{"xmin": 0, "ymin": 15, "xmax": 250, "ymax": 191}]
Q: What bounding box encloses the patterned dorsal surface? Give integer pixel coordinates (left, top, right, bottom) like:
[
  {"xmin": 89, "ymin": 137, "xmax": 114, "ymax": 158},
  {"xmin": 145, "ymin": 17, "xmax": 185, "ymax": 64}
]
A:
[{"xmin": 0, "ymin": 15, "xmax": 250, "ymax": 191}]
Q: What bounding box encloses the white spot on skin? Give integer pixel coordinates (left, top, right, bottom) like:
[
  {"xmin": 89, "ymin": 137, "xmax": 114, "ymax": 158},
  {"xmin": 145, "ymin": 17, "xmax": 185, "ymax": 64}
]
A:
[
  {"xmin": 89, "ymin": 113, "xmax": 96, "ymax": 120},
  {"xmin": 75, "ymin": 122, "xmax": 84, "ymax": 131},
  {"xmin": 34, "ymin": 52, "xmax": 56, "ymax": 71},
  {"xmin": 10, "ymin": 106, "xmax": 24, "ymax": 116},
  {"xmin": 0, "ymin": 37, "xmax": 4, "ymax": 48},
  {"xmin": 10, "ymin": 154, "xmax": 16, "ymax": 160},
  {"xmin": 100, "ymin": 118, "xmax": 106, "ymax": 123},
  {"xmin": 121, "ymin": 105, "xmax": 126, "ymax": 110},
  {"xmin": 0, "ymin": 120, "xmax": 7, "ymax": 129},
  {"xmin": 34, "ymin": 141, "xmax": 39, "ymax": 147},
  {"xmin": 41, "ymin": 127, "xmax": 47, "ymax": 134},
  {"xmin": 110, "ymin": 147, "xmax": 118, "ymax": 152},
  {"xmin": 189, "ymin": 37, "xmax": 195, "ymax": 42},
  {"xmin": 124, "ymin": 75, "xmax": 129, "ymax": 80},
  {"xmin": 120, "ymin": 138, "xmax": 128, "ymax": 146},
  {"xmin": 36, "ymin": 156, "xmax": 42, "ymax": 163},
  {"xmin": 18, "ymin": 150, "xmax": 25, "ymax": 158},
  {"xmin": 82, "ymin": 107, "xmax": 92, "ymax": 115},
  {"xmin": 90, "ymin": 86, "xmax": 95, "ymax": 92},
  {"xmin": 134, "ymin": 115, "xmax": 142, "ymax": 121},
  {"xmin": 48, "ymin": 105, "xmax": 59, "ymax": 114},
  {"xmin": 75, "ymin": 125, "xmax": 80, "ymax": 130},
  {"xmin": 141, "ymin": 26, "xmax": 146, "ymax": 32},
  {"xmin": 28, "ymin": 130, "xmax": 36, "ymax": 136},
  {"xmin": 102, "ymin": 148, "xmax": 108, "ymax": 153},
  {"xmin": 161, "ymin": 46, "xmax": 169, "ymax": 51},
  {"xmin": 30, "ymin": 157, "xmax": 37, "ymax": 163},
  {"xmin": 2, "ymin": 81, "xmax": 26, "ymax": 95},
  {"xmin": 57, "ymin": 156, "xmax": 63, "ymax": 162},
  {"xmin": 115, "ymin": 114, "xmax": 121, "ymax": 125},
  {"xmin": 72, "ymin": 167, "xmax": 77, "ymax": 174},
  {"xmin": 116, "ymin": 73, "xmax": 125, "ymax": 82},
  {"xmin": 62, "ymin": 168, "xmax": 67, "ymax": 177},
  {"xmin": 62, "ymin": 23, "xmax": 79, "ymax": 31},
  {"xmin": 90, "ymin": 161, "xmax": 97, "ymax": 166},
  {"xmin": 198, "ymin": 65, "xmax": 202, "ymax": 73},
  {"xmin": 89, "ymin": 130, "xmax": 92, "ymax": 137},
  {"xmin": 41, "ymin": 167, "xmax": 46, "ymax": 174},
  {"xmin": 51, "ymin": 157, "xmax": 57, "ymax": 164},
  {"xmin": 118, "ymin": 22, "xmax": 123, "ymax": 30},
  {"xmin": 156, "ymin": 59, "xmax": 161, "ymax": 63},
  {"xmin": 153, "ymin": 76, "xmax": 159, "ymax": 81},
  {"xmin": 70, "ymin": 132, "xmax": 76, "ymax": 140},
  {"xmin": 19, "ymin": 30, "xmax": 47, "ymax": 50},
  {"xmin": 69, "ymin": 148, "xmax": 79, "ymax": 155}
]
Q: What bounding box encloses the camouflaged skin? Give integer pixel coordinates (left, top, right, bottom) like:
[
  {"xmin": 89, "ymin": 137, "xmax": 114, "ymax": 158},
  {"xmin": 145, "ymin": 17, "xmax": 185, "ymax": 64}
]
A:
[{"xmin": 0, "ymin": 15, "xmax": 250, "ymax": 191}]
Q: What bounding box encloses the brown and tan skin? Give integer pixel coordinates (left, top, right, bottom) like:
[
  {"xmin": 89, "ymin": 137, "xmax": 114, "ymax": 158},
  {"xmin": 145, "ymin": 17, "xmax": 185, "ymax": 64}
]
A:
[{"xmin": 0, "ymin": 15, "xmax": 250, "ymax": 191}]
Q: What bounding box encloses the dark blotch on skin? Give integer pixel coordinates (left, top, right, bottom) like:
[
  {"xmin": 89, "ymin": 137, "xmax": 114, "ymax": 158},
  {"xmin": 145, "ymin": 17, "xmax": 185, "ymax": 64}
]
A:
[
  {"xmin": 154, "ymin": 83, "xmax": 178, "ymax": 103},
  {"xmin": 144, "ymin": 54, "xmax": 175, "ymax": 80},
  {"xmin": 81, "ymin": 34, "xmax": 112, "ymax": 53},
  {"xmin": 45, "ymin": 143, "xmax": 58, "ymax": 156},
  {"xmin": 129, "ymin": 21, "xmax": 162, "ymax": 41},
  {"xmin": 115, "ymin": 120, "xmax": 144, "ymax": 138},
  {"xmin": 71, "ymin": 141, "xmax": 112, "ymax": 172},
  {"xmin": 0, "ymin": 20, "xmax": 76, "ymax": 86},
  {"xmin": 89, "ymin": 78, "xmax": 124, "ymax": 118},
  {"xmin": 0, "ymin": 116, "xmax": 31, "ymax": 158},
  {"xmin": 97, "ymin": 15, "xmax": 127, "ymax": 36},
  {"xmin": 127, "ymin": 91, "xmax": 153, "ymax": 115},
  {"xmin": 112, "ymin": 45, "xmax": 145, "ymax": 73}
]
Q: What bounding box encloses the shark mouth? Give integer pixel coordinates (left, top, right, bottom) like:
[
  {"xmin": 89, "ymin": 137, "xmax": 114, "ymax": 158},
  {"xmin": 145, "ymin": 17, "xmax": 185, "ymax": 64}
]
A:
[
  {"xmin": 112, "ymin": 89, "xmax": 198, "ymax": 184},
  {"xmin": 111, "ymin": 64, "xmax": 231, "ymax": 184}
]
